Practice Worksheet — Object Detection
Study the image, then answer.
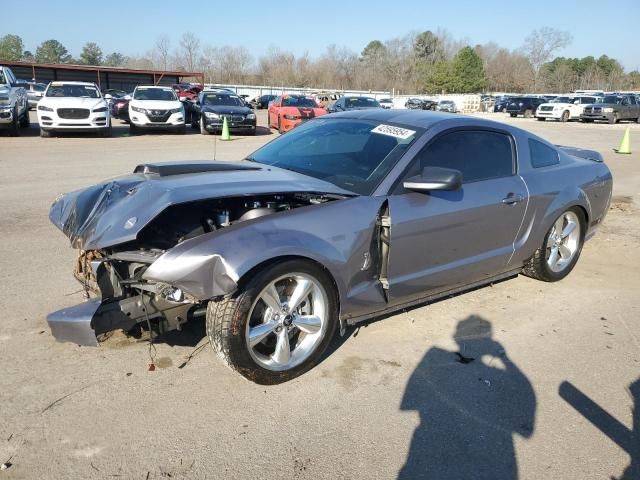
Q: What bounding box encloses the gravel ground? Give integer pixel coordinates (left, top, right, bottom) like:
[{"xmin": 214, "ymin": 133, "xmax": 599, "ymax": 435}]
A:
[{"xmin": 0, "ymin": 111, "xmax": 638, "ymax": 479}]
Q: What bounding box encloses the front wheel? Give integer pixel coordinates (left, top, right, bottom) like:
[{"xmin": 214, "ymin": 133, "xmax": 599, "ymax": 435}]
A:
[
  {"xmin": 206, "ymin": 259, "xmax": 338, "ymax": 384},
  {"xmin": 609, "ymin": 113, "xmax": 618, "ymax": 124},
  {"xmin": 40, "ymin": 128, "xmax": 51, "ymax": 138},
  {"xmin": 510, "ymin": 113, "xmax": 517, "ymax": 118},
  {"xmin": 200, "ymin": 116, "xmax": 209, "ymax": 135},
  {"xmin": 278, "ymin": 116, "xmax": 284, "ymax": 134},
  {"xmin": 522, "ymin": 208, "xmax": 585, "ymax": 282},
  {"xmin": 560, "ymin": 110, "xmax": 569, "ymax": 123}
]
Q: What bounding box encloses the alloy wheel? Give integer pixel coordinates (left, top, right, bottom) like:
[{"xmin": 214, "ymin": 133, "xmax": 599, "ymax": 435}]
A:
[{"xmin": 546, "ymin": 211, "xmax": 581, "ymax": 273}]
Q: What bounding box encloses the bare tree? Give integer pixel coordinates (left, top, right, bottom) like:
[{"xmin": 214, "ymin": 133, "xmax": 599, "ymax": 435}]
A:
[
  {"xmin": 521, "ymin": 27, "xmax": 572, "ymax": 91},
  {"xmin": 179, "ymin": 32, "xmax": 201, "ymax": 72},
  {"xmin": 153, "ymin": 35, "xmax": 171, "ymax": 70}
]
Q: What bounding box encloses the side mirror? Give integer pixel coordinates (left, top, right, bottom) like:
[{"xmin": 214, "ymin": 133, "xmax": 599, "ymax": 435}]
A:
[{"xmin": 403, "ymin": 167, "xmax": 462, "ymax": 193}]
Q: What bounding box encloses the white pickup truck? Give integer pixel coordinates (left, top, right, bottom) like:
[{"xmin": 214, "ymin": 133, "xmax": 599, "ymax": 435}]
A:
[
  {"xmin": 535, "ymin": 95, "xmax": 598, "ymax": 122},
  {"xmin": 0, "ymin": 65, "xmax": 30, "ymax": 135}
]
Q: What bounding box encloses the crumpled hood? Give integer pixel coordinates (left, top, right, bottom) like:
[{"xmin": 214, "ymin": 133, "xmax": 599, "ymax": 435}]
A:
[{"xmin": 49, "ymin": 160, "xmax": 354, "ymax": 250}]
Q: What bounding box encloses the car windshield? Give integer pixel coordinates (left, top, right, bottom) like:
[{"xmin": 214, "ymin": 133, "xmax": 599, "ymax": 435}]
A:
[
  {"xmin": 202, "ymin": 93, "xmax": 243, "ymax": 106},
  {"xmin": 247, "ymin": 118, "xmax": 420, "ymax": 195},
  {"xmin": 45, "ymin": 84, "xmax": 100, "ymax": 98},
  {"xmin": 282, "ymin": 96, "xmax": 317, "ymax": 107},
  {"xmin": 134, "ymin": 88, "xmax": 177, "ymax": 101},
  {"xmin": 345, "ymin": 97, "xmax": 380, "ymax": 108},
  {"xmin": 599, "ymin": 95, "xmax": 621, "ymax": 104},
  {"xmin": 440, "ymin": 101, "xmax": 454, "ymax": 105},
  {"xmin": 551, "ymin": 97, "xmax": 573, "ymax": 103}
]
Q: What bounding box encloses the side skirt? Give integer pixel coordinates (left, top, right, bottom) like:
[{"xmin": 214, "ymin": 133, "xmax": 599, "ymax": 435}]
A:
[{"xmin": 344, "ymin": 268, "xmax": 521, "ymax": 326}]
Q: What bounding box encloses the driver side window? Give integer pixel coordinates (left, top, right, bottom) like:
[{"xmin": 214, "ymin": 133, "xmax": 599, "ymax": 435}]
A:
[{"xmin": 399, "ymin": 129, "xmax": 515, "ymax": 190}]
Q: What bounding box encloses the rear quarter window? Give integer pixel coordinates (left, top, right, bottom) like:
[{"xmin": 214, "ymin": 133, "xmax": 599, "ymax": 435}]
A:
[{"xmin": 529, "ymin": 138, "xmax": 559, "ymax": 168}]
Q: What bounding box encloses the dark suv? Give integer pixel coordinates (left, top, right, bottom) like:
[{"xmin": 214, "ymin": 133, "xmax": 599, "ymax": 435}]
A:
[{"xmin": 505, "ymin": 97, "xmax": 546, "ymax": 118}]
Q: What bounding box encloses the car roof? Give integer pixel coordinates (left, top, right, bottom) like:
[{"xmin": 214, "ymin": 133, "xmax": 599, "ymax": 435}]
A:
[{"xmin": 135, "ymin": 85, "xmax": 173, "ymax": 89}]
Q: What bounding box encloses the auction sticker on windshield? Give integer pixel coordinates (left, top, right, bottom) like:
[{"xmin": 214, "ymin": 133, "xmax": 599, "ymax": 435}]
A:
[{"xmin": 371, "ymin": 124, "xmax": 416, "ymax": 140}]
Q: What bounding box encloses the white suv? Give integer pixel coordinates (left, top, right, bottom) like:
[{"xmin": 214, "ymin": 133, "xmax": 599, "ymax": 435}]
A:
[
  {"xmin": 37, "ymin": 81, "xmax": 111, "ymax": 137},
  {"xmin": 535, "ymin": 95, "xmax": 598, "ymax": 122},
  {"xmin": 129, "ymin": 86, "xmax": 185, "ymax": 134}
]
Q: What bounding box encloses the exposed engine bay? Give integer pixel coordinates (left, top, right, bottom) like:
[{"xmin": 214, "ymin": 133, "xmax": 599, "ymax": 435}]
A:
[{"xmin": 71, "ymin": 192, "xmax": 338, "ymax": 340}]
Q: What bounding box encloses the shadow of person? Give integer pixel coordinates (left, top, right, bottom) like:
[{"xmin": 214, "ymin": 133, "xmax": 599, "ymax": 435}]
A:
[
  {"xmin": 559, "ymin": 378, "xmax": 639, "ymax": 479},
  {"xmin": 399, "ymin": 315, "xmax": 536, "ymax": 479}
]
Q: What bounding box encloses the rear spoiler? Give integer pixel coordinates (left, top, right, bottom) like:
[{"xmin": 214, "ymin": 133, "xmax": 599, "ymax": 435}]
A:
[{"xmin": 556, "ymin": 145, "xmax": 604, "ymax": 163}]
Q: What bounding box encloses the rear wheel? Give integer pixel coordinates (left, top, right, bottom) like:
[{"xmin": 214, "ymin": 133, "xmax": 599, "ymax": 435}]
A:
[
  {"xmin": 522, "ymin": 208, "xmax": 585, "ymax": 282},
  {"xmin": 560, "ymin": 110, "xmax": 569, "ymax": 123},
  {"xmin": 206, "ymin": 259, "xmax": 338, "ymax": 384}
]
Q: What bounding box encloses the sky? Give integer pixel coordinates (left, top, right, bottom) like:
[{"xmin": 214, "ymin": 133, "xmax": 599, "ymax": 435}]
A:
[{"xmin": 5, "ymin": 0, "xmax": 640, "ymax": 70}]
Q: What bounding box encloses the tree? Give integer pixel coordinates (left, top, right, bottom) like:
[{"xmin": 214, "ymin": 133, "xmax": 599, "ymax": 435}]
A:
[
  {"xmin": 424, "ymin": 61, "xmax": 453, "ymax": 93},
  {"xmin": 0, "ymin": 34, "xmax": 25, "ymax": 61},
  {"xmin": 179, "ymin": 32, "xmax": 200, "ymax": 72},
  {"xmin": 360, "ymin": 40, "xmax": 387, "ymax": 89},
  {"xmin": 414, "ymin": 31, "xmax": 443, "ymax": 64},
  {"xmin": 450, "ymin": 47, "xmax": 486, "ymax": 92},
  {"xmin": 153, "ymin": 35, "xmax": 171, "ymax": 70},
  {"xmin": 79, "ymin": 42, "xmax": 103, "ymax": 65},
  {"xmin": 103, "ymin": 52, "xmax": 127, "ymax": 67},
  {"xmin": 521, "ymin": 27, "xmax": 572, "ymax": 91},
  {"xmin": 22, "ymin": 50, "xmax": 35, "ymax": 63},
  {"xmin": 35, "ymin": 39, "xmax": 72, "ymax": 64}
]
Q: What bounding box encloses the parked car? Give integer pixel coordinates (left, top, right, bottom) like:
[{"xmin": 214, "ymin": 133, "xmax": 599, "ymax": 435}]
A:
[
  {"xmin": 128, "ymin": 85, "xmax": 185, "ymax": 134},
  {"xmin": 493, "ymin": 96, "xmax": 513, "ymax": 113},
  {"xmin": 251, "ymin": 94, "xmax": 276, "ymax": 109},
  {"xmin": 506, "ymin": 97, "xmax": 546, "ymax": 118},
  {"xmin": 314, "ymin": 92, "xmax": 342, "ymax": 109},
  {"xmin": 47, "ymin": 110, "xmax": 612, "ymax": 384},
  {"xmin": 192, "ymin": 90, "xmax": 256, "ymax": 135},
  {"xmin": 0, "ymin": 66, "xmax": 29, "ymax": 136},
  {"xmin": 379, "ymin": 98, "xmax": 394, "ymax": 109},
  {"xmin": 172, "ymin": 84, "xmax": 202, "ymax": 101},
  {"xmin": 110, "ymin": 97, "xmax": 131, "ymax": 122},
  {"xmin": 37, "ymin": 81, "xmax": 111, "ymax": 137},
  {"xmin": 24, "ymin": 81, "xmax": 47, "ymax": 109},
  {"xmin": 535, "ymin": 95, "xmax": 598, "ymax": 122},
  {"xmin": 267, "ymin": 94, "xmax": 327, "ymax": 133},
  {"xmin": 580, "ymin": 94, "xmax": 640, "ymax": 124},
  {"xmin": 327, "ymin": 96, "xmax": 382, "ymax": 112},
  {"xmin": 405, "ymin": 98, "xmax": 437, "ymax": 110},
  {"xmin": 102, "ymin": 89, "xmax": 129, "ymax": 99},
  {"xmin": 435, "ymin": 100, "xmax": 457, "ymax": 113}
]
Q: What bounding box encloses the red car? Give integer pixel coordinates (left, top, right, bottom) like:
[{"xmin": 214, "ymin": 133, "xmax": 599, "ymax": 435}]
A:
[
  {"xmin": 267, "ymin": 94, "xmax": 327, "ymax": 133},
  {"xmin": 172, "ymin": 83, "xmax": 202, "ymax": 101}
]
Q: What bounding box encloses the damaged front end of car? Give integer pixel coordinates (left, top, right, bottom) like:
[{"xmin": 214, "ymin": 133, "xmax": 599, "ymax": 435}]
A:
[{"xmin": 47, "ymin": 161, "xmax": 352, "ymax": 346}]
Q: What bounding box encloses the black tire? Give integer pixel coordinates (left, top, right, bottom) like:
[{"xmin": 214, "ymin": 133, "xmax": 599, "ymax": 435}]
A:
[
  {"xmin": 522, "ymin": 207, "xmax": 585, "ymax": 282},
  {"xmin": 560, "ymin": 111, "xmax": 569, "ymax": 123},
  {"xmin": 191, "ymin": 117, "xmax": 199, "ymax": 129},
  {"xmin": 206, "ymin": 259, "xmax": 338, "ymax": 384},
  {"xmin": 266, "ymin": 112, "xmax": 271, "ymax": 129},
  {"xmin": 636, "ymin": 117, "xmax": 640, "ymax": 124},
  {"xmin": 40, "ymin": 128, "xmax": 51, "ymax": 138},
  {"xmin": 200, "ymin": 115, "xmax": 209, "ymax": 135},
  {"xmin": 129, "ymin": 123, "xmax": 138, "ymax": 135},
  {"xmin": 608, "ymin": 114, "xmax": 618, "ymax": 124},
  {"xmin": 8, "ymin": 107, "xmax": 20, "ymax": 136},
  {"xmin": 278, "ymin": 116, "xmax": 284, "ymax": 134},
  {"xmin": 510, "ymin": 113, "xmax": 517, "ymax": 118},
  {"xmin": 102, "ymin": 123, "xmax": 112, "ymax": 138},
  {"xmin": 19, "ymin": 109, "xmax": 30, "ymax": 128},
  {"xmin": 524, "ymin": 109, "xmax": 532, "ymax": 118},
  {"xmin": 537, "ymin": 117, "xmax": 545, "ymax": 121}
]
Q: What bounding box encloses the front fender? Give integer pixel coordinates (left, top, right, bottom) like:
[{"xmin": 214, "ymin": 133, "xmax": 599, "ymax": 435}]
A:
[{"xmin": 143, "ymin": 197, "xmax": 385, "ymax": 305}]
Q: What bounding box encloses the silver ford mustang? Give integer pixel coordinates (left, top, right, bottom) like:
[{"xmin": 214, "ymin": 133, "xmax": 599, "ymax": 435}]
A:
[{"xmin": 48, "ymin": 110, "xmax": 613, "ymax": 384}]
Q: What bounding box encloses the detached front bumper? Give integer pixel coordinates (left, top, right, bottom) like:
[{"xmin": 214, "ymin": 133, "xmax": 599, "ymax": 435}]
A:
[{"xmin": 47, "ymin": 299, "xmax": 102, "ymax": 346}]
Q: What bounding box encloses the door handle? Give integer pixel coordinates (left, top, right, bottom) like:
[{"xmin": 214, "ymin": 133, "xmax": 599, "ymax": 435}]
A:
[{"xmin": 502, "ymin": 193, "xmax": 524, "ymax": 205}]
